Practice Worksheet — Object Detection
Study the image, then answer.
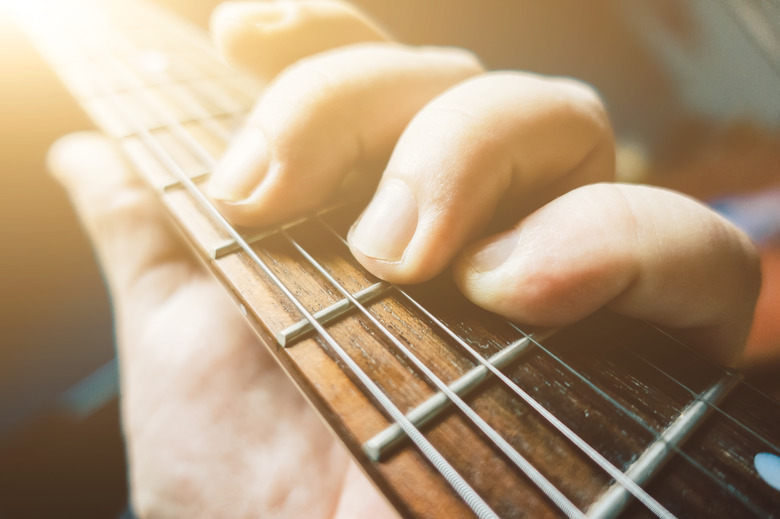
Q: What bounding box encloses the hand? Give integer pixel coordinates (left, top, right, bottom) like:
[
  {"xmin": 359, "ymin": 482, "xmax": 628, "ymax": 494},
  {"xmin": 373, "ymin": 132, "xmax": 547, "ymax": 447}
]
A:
[
  {"xmin": 47, "ymin": 134, "xmax": 399, "ymax": 518},
  {"xmin": 208, "ymin": 0, "xmax": 760, "ymax": 367},
  {"xmin": 47, "ymin": 1, "xmax": 763, "ymax": 517}
]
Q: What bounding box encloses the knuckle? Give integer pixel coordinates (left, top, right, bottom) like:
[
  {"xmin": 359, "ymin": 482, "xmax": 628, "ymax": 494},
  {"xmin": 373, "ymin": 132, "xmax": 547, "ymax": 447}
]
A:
[
  {"xmin": 418, "ymin": 45, "xmax": 485, "ymax": 75},
  {"xmin": 551, "ymin": 77, "xmax": 612, "ymax": 135}
]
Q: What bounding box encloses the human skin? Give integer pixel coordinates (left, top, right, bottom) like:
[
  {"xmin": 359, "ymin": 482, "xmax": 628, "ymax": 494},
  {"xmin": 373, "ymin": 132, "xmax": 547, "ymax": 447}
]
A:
[{"xmin": 47, "ymin": 1, "xmax": 761, "ymax": 517}]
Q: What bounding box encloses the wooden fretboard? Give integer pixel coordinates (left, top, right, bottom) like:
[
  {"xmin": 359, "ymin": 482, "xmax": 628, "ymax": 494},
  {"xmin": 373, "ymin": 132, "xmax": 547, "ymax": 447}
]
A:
[{"xmin": 16, "ymin": 1, "xmax": 780, "ymax": 517}]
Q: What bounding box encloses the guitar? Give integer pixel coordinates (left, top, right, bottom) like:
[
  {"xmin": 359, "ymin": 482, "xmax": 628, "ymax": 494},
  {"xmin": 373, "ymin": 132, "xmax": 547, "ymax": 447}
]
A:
[{"xmin": 14, "ymin": 0, "xmax": 780, "ymax": 517}]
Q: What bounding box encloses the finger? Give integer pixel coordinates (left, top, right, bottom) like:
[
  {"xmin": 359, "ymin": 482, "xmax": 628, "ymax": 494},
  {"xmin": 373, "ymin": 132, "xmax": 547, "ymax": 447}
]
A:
[
  {"xmin": 348, "ymin": 72, "xmax": 614, "ymax": 283},
  {"xmin": 209, "ymin": 43, "xmax": 483, "ymax": 224},
  {"xmin": 453, "ymin": 183, "xmax": 762, "ymax": 367},
  {"xmin": 47, "ymin": 132, "xmax": 194, "ymax": 311},
  {"xmin": 211, "ymin": 0, "xmax": 390, "ymax": 80}
]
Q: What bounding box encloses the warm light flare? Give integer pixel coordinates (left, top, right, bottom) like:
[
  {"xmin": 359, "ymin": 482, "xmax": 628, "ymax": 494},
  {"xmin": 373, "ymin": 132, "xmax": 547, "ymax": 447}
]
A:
[{"xmin": 3, "ymin": 0, "xmax": 106, "ymax": 32}]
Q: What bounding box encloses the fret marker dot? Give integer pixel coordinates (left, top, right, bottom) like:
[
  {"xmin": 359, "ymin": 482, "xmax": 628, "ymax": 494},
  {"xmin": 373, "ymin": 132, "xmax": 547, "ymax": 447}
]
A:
[{"xmin": 755, "ymin": 452, "xmax": 780, "ymax": 491}]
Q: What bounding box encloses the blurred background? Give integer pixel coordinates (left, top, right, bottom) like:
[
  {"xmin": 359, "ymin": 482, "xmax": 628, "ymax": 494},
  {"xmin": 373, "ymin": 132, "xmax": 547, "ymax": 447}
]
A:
[{"xmin": 0, "ymin": 0, "xmax": 777, "ymax": 517}]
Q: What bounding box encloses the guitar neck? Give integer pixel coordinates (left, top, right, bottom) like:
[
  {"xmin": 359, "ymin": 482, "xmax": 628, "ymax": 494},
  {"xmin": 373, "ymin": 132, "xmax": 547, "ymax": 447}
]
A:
[{"xmin": 16, "ymin": 1, "xmax": 780, "ymax": 517}]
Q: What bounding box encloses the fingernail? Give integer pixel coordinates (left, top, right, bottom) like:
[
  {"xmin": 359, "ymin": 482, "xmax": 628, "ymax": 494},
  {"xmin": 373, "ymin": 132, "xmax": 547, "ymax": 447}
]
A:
[
  {"xmin": 468, "ymin": 229, "xmax": 518, "ymax": 272},
  {"xmin": 350, "ymin": 181, "xmax": 418, "ymax": 262},
  {"xmin": 210, "ymin": 127, "xmax": 269, "ymax": 202}
]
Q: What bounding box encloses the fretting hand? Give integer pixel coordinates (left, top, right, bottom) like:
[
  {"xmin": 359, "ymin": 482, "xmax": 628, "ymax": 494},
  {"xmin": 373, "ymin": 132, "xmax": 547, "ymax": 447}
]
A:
[
  {"xmin": 47, "ymin": 1, "xmax": 761, "ymax": 517},
  {"xmin": 208, "ymin": 0, "xmax": 760, "ymax": 366}
]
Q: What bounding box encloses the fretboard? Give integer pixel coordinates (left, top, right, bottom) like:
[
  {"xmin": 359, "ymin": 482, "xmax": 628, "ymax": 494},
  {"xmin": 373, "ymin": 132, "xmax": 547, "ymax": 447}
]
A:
[{"xmin": 16, "ymin": 1, "xmax": 780, "ymax": 517}]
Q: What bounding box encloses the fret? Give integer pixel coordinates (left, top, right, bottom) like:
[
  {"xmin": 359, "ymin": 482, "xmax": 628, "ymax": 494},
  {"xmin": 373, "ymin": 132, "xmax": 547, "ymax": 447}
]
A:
[
  {"xmin": 155, "ymin": 82, "xmax": 219, "ymax": 121},
  {"xmin": 160, "ymin": 187, "xmax": 231, "ymax": 256},
  {"xmin": 16, "ymin": 1, "xmax": 780, "ymax": 517},
  {"xmin": 210, "ymin": 216, "xmax": 310, "ymax": 260},
  {"xmin": 586, "ymin": 373, "xmax": 740, "ymax": 519},
  {"xmin": 278, "ymin": 281, "xmax": 390, "ymax": 347},
  {"xmin": 364, "ymin": 333, "xmax": 540, "ymax": 461}
]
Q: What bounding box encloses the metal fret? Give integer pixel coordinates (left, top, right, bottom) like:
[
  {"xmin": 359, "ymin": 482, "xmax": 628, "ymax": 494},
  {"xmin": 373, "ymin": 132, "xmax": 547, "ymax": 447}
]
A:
[
  {"xmin": 210, "ymin": 204, "xmax": 343, "ymax": 259},
  {"xmin": 363, "ymin": 334, "xmax": 538, "ymax": 461},
  {"xmin": 277, "ymin": 281, "xmax": 390, "ymax": 347},
  {"xmin": 586, "ymin": 372, "xmax": 741, "ymax": 519},
  {"xmin": 643, "ymin": 328, "xmax": 780, "ymax": 455}
]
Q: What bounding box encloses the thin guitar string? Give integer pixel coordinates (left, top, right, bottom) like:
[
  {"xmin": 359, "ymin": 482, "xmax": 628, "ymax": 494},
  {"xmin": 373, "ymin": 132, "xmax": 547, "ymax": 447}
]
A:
[
  {"xmin": 102, "ymin": 10, "xmax": 762, "ymax": 516},
  {"xmin": 651, "ymin": 324, "xmax": 780, "ymax": 412},
  {"xmin": 36, "ymin": 13, "xmax": 501, "ymax": 519},
  {"xmin": 627, "ymin": 329, "xmax": 780, "ymax": 455},
  {"xmin": 316, "ymin": 217, "xmax": 772, "ymax": 519},
  {"xmin": 608, "ymin": 329, "xmax": 780, "ymax": 456},
  {"xmin": 56, "ymin": 2, "xmax": 772, "ymax": 516}
]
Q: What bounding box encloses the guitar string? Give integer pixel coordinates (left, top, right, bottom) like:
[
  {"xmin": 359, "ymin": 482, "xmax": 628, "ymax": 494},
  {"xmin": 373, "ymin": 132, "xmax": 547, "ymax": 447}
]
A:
[
  {"xmin": 628, "ymin": 328, "xmax": 780, "ymax": 454},
  {"xmin": 97, "ymin": 10, "xmax": 762, "ymax": 516},
  {"xmin": 651, "ymin": 324, "xmax": 780, "ymax": 412},
  {"xmin": 611, "ymin": 329, "xmax": 780, "ymax": 455},
  {"xmin": 48, "ymin": 3, "xmax": 772, "ymax": 516},
  {"xmin": 316, "ymin": 216, "xmax": 769, "ymax": 518},
  {"xmin": 37, "ymin": 12, "xmax": 502, "ymax": 519}
]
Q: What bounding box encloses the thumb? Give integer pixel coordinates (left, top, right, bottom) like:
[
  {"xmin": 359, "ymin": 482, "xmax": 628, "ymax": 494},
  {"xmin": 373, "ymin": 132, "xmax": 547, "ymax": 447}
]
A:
[{"xmin": 47, "ymin": 132, "xmax": 194, "ymax": 313}]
